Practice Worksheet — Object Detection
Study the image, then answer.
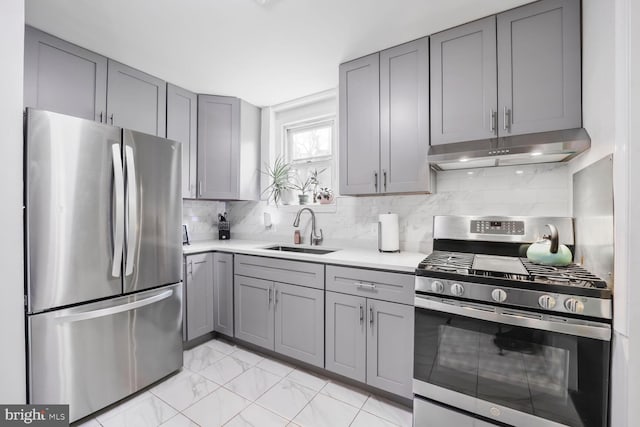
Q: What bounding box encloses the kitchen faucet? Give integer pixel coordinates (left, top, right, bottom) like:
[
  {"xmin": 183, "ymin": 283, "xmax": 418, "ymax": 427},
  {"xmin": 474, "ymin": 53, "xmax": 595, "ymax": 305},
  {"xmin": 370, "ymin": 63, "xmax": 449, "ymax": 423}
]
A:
[{"xmin": 293, "ymin": 207, "xmax": 323, "ymax": 245}]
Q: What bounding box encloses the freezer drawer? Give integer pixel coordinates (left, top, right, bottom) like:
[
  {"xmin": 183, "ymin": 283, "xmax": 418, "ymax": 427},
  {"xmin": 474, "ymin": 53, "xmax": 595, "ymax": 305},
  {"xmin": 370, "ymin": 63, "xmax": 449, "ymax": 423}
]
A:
[{"xmin": 28, "ymin": 283, "xmax": 183, "ymax": 423}]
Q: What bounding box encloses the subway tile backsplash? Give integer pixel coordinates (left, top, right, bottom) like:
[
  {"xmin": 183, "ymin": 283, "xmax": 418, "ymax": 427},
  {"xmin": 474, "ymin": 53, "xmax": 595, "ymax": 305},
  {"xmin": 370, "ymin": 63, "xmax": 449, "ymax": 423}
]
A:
[
  {"xmin": 226, "ymin": 163, "xmax": 570, "ymax": 253},
  {"xmin": 182, "ymin": 199, "xmax": 227, "ymax": 241}
]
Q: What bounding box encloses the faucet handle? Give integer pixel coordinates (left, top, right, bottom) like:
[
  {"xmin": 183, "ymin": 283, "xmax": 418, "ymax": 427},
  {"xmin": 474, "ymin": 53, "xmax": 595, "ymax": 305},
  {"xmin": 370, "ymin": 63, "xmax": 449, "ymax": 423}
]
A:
[{"xmin": 313, "ymin": 229, "xmax": 323, "ymax": 246}]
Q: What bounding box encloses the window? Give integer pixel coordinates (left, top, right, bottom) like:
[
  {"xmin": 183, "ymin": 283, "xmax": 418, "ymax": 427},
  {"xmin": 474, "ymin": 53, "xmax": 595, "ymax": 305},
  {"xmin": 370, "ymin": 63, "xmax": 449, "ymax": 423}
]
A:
[{"xmin": 285, "ymin": 118, "xmax": 335, "ymax": 201}]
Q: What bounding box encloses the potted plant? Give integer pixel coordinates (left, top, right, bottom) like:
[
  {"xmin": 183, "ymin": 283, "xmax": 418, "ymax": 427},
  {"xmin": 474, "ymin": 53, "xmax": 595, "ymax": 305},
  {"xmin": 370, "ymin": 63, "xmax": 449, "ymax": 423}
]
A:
[
  {"xmin": 261, "ymin": 156, "xmax": 293, "ymax": 206},
  {"xmin": 293, "ymin": 175, "xmax": 313, "ymax": 205},
  {"xmin": 317, "ymin": 187, "xmax": 334, "ymax": 204},
  {"xmin": 309, "ymin": 168, "xmax": 327, "ymax": 203}
]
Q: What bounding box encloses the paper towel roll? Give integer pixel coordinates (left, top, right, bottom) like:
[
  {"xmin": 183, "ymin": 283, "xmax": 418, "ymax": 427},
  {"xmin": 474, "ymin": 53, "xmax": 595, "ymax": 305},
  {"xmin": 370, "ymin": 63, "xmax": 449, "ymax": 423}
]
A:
[{"xmin": 378, "ymin": 213, "xmax": 400, "ymax": 252}]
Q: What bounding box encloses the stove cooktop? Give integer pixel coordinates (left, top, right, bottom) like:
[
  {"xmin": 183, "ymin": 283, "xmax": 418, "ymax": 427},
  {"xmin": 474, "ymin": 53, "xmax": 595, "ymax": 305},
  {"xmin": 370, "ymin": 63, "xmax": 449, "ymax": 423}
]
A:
[{"xmin": 416, "ymin": 250, "xmax": 610, "ymax": 298}]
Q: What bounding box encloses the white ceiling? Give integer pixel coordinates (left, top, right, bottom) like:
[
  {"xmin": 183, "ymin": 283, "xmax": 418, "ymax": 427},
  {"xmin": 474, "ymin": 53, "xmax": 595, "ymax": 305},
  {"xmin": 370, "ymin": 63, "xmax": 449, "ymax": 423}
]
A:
[{"xmin": 25, "ymin": 0, "xmax": 532, "ymax": 107}]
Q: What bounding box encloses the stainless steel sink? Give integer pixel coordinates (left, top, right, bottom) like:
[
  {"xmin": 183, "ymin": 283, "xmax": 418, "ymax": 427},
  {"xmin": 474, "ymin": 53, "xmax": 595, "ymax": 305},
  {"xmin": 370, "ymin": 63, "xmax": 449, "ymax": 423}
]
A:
[{"xmin": 264, "ymin": 245, "xmax": 336, "ymax": 255}]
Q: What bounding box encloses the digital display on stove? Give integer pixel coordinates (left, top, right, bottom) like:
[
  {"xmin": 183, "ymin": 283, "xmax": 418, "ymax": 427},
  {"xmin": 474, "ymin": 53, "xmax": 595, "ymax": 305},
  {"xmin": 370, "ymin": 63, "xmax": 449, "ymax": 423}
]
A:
[{"xmin": 470, "ymin": 220, "xmax": 525, "ymax": 235}]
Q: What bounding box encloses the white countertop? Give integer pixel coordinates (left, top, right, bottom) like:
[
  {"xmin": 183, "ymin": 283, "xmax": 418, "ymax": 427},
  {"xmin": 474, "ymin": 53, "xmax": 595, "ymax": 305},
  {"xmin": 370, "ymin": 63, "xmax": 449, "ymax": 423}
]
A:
[{"xmin": 183, "ymin": 240, "xmax": 427, "ymax": 273}]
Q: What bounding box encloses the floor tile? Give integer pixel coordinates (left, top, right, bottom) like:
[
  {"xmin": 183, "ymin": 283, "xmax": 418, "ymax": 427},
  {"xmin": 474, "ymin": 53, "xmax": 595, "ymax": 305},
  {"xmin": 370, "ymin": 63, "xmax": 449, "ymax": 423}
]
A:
[
  {"xmin": 205, "ymin": 338, "xmax": 236, "ymax": 354},
  {"xmin": 255, "ymin": 378, "xmax": 317, "ymax": 420},
  {"xmin": 182, "ymin": 387, "xmax": 249, "ymax": 427},
  {"xmin": 73, "ymin": 418, "xmax": 101, "ymax": 427},
  {"xmin": 224, "ymin": 366, "xmax": 281, "ymax": 401},
  {"xmin": 159, "ymin": 413, "xmax": 199, "ymax": 427},
  {"xmin": 350, "ymin": 410, "xmax": 399, "ymax": 427},
  {"xmin": 225, "ymin": 403, "xmax": 289, "ymax": 427},
  {"xmin": 319, "ymin": 381, "xmax": 369, "ymax": 409},
  {"xmin": 231, "ymin": 348, "xmax": 264, "ymax": 366},
  {"xmin": 256, "ymin": 357, "xmax": 295, "ymax": 377},
  {"xmin": 292, "ymin": 393, "xmax": 359, "ymax": 427},
  {"xmin": 150, "ymin": 369, "xmax": 218, "ymax": 411},
  {"xmin": 199, "ymin": 354, "xmax": 254, "ymax": 385},
  {"xmin": 361, "ymin": 396, "xmax": 412, "ymax": 427},
  {"xmin": 183, "ymin": 343, "xmax": 227, "ymax": 372},
  {"xmin": 96, "ymin": 392, "xmax": 177, "ymax": 427},
  {"xmin": 286, "ymin": 369, "xmax": 328, "ymax": 392}
]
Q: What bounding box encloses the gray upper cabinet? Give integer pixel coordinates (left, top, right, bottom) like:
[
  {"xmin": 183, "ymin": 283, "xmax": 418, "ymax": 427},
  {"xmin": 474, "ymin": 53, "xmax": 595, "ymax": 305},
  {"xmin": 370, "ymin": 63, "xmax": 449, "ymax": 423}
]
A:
[
  {"xmin": 24, "ymin": 26, "xmax": 107, "ymax": 123},
  {"xmin": 197, "ymin": 95, "xmax": 260, "ymax": 200},
  {"xmin": 106, "ymin": 60, "xmax": 166, "ymax": 137},
  {"xmin": 325, "ymin": 291, "xmax": 366, "ymax": 382},
  {"xmin": 339, "ymin": 53, "xmax": 380, "ymax": 195},
  {"xmin": 366, "ymin": 299, "xmax": 414, "ymax": 398},
  {"xmin": 380, "ymin": 37, "xmax": 430, "ymax": 193},
  {"xmin": 234, "ymin": 275, "xmax": 274, "ymax": 350},
  {"xmin": 430, "ymin": 17, "xmax": 498, "ymax": 145},
  {"xmin": 497, "ymin": 0, "xmax": 581, "ymax": 136},
  {"xmin": 213, "ymin": 253, "xmax": 234, "ymax": 337},
  {"xmin": 167, "ymin": 84, "xmax": 198, "ymax": 198},
  {"xmin": 274, "ymin": 282, "xmax": 324, "ymax": 368},
  {"xmin": 185, "ymin": 253, "xmax": 214, "ymax": 341}
]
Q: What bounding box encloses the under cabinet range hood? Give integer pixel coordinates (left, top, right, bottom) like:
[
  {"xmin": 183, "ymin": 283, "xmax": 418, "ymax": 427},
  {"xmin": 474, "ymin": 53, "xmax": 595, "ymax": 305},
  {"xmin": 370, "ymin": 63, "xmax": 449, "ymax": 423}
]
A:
[{"xmin": 428, "ymin": 128, "xmax": 591, "ymax": 171}]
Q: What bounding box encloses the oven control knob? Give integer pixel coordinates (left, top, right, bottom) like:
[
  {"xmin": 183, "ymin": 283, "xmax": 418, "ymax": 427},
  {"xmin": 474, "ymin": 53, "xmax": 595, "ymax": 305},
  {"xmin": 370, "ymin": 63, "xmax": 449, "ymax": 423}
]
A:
[
  {"xmin": 538, "ymin": 295, "xmax": 557, "ymax": 310},
  {"xmin": 450, "ymin": 283, "xmax": 465, "ymax": 296},
  {"xmin": 430, "ymin": 281, "xmax": 444, "ymax": 294},
  {"xmin": 564, "ymin": 298, "xmax": 585, "ymax": 314},
  {"xmin": 491, "ymin": 289, "xmax": 507, "ymax": 303}
]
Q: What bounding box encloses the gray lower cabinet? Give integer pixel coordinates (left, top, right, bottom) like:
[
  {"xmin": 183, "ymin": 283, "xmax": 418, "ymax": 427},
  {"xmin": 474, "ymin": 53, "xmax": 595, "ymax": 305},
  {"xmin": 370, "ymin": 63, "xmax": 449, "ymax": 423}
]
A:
[
  {"xmin": 366, "ymin": 299, "xmax": 414, "ymax": 398},
  {"xmin": 234, "ymin": 275, "xmax": 274, "ymax": 350},
  {"xmin": 213, "ymin": 253, "xmax": 234, "ymax": 337},
  {"xmin": 325, "ymin": 291, "xmax": 414, "ymax": 398},
  {"xmin": 167, "ymin": 84, "xmax": 198, "ymax": 198},
  {"xmin": 185, "ymin": 253, "xmax": 214, "ymax": 341},
  {"xmin": 497, "ymin": 0, "xmax": 581, "ymax": 135},
  {"xmin": 274, "ymin": 282, "xmax": 324, "ymax": 367},
  {"xmin": 430, "ymin": 16, "xmax": 498, "ymax": 145},
  {"xmin": 106, "ymin": 60, "xmax": 166, "ymax": 137},
  {"xmin": 197, "ymin": 95, "xmax": 260, "ymax": 200},
  {"xmin": 24, "ymin": 26, "xmax": 107, "ymax": 123},
  {"xmin": 325, "ymin": 292, "xmax": 366, "ymax": 382}
]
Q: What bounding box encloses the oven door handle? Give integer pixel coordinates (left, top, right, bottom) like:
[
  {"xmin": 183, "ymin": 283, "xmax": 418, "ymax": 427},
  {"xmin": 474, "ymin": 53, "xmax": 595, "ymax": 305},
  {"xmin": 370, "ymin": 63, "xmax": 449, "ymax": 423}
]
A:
[{"xmin": 415, "ymin": 296, "xmax": 612, "ymax": 341}]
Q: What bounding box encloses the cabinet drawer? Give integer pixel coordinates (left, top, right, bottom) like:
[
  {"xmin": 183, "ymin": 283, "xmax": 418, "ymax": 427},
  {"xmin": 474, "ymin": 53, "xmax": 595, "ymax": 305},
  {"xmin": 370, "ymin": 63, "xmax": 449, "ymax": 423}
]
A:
[
  {"xmin": 235, "ymin": 254, "xmax": 324, "ymax": 290},
  {"xmin": 326, "ymin": 265, "xmax": 413, "ymax": 305}
]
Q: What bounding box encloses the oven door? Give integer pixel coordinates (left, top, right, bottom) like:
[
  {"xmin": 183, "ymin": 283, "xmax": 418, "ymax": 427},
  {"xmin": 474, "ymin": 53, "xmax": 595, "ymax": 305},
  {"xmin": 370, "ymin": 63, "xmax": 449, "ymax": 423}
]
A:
[{"xmin": 414, "ymin": 295, "xmax": 611, "ymax": 427}]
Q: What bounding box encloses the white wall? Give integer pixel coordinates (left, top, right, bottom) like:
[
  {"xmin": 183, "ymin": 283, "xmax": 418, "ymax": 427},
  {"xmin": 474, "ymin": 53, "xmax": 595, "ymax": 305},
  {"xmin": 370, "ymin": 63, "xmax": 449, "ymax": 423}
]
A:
[{"xmin": 0, "ymin": 0, "xmax": 26, "ymax": 404}]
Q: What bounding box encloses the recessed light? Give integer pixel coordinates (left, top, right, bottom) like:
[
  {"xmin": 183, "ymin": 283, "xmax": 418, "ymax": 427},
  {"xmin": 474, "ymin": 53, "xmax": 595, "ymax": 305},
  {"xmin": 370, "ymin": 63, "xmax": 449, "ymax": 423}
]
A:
[
  {"xmin": 530, "ymin": 152, "xmax": 542, "ymax": 156},
  {"xmin": 459, "ymin": 158, "xmax": 469, "ymax": 163},
  {"xmin": 467, "ymin": 171, "xmax": 474, "ymax": 175},
  {"xmin": 516, "ymin": 170, "xmax": 524, "ymax": 175}
]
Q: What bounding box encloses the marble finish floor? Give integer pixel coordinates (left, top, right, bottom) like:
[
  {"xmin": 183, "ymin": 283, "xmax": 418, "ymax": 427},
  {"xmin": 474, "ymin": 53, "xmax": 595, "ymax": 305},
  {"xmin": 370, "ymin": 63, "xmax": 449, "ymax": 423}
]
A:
[{"xmin": 74, "ymin": 338, "xmax": 412, "ymax": 427}]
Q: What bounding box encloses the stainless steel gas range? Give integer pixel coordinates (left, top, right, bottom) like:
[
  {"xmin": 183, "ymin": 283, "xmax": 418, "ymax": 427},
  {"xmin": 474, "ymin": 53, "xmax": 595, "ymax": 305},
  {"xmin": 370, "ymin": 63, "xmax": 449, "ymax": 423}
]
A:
[{"xmin": 413, "ymin": 216, "xmax": 612, "ymax": 427}]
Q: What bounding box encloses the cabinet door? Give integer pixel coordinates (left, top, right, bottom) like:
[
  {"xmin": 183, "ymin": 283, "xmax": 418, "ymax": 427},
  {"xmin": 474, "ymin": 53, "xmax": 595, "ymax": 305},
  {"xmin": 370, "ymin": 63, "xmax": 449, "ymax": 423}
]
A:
[
  {"xmin": 24, "ymin": 26, "xmax": 107, "ymax": 123},
  {"xmin": 497, "ymin": 0, "xmax": 581, "ymax": 136},
  {"xmin": 367, "ymin": 300, "xmax": 414, "ymax": 398},
  {"xmin": 197, "ymin": 95, "xmax": 240, "ymax": 199},
  {"xmin": 106, "ymin": 60, "xmax": 166, "ymax": 136},
  {"xmin": 167, "ymin": 84, "xmax": 197, "ymax": 198},
  {"xmin": 380, "ymin": 37, "xmax": 430, "ymax": 193},
  {"xmin": 213, "ymin": 253, "xmax": 234, "ymax": 337},
  {"xmin": 274, "ymin": 283, "xmax": 324, "ymax": 368},
  {"xmin": 234, "ymin": 275, "xmax": 274, "ymax": 350},
  {"xmin": 339, "ymin": 53, "xmax": 380, "ymax": 195},
  {"xmin": 430, "ymin": 16, "xmax": 497, "ymax": 145},
  {"xmin": 325, "ymin": 292, "xmax": 366, "ymax": 382},
  {"xmin": 185, "ymin": 253, "xmax": 214, "ymax": 341}
]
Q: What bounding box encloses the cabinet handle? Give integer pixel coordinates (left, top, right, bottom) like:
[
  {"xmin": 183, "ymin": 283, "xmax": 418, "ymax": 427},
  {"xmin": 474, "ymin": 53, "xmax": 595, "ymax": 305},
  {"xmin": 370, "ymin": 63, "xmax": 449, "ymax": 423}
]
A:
[
  {"xmin": 110, "ymin": 114, "xmax": 114, "ymax": 125},
  {"xmin": 188, "ymin": 260, "xmax": 193, "ymax": 276},
  {"xmin": 374, "ymin": 171, "xmax": 378, "ymax": 192},
  {"xmin": 383, "ymin": 170, "xmax": 387, "ymax": 192},
  {"xmin": 369, "ymin": 306, "xmax": 374, "ymax": 328},
  {"xmin": 268, "ymin": 287, "xmax": 272, "ymax": 305},
  {"xmin": 356, "ymin": 282, "xmax": 376, "ymax": 291},
  {"xmin": 99, "ymin": 111, "xmax": 103, "ymax": 123},
  {"xmin": 275, "ymin": 289, "xmax": 279, "ymax": 306},
  {"xmin": 199, "ymin": 181, "xmax": 203, "ymax": 197},
  {"xmin": 359, "ymin": 304, "xmax": 364, "ymax": 324},
  {"xmin": 503, "ymin": 107, "xmax": 511, "ymax": 132},
  {"xmin": 490, "ymin": 108, "xmax": 497, "ymax": 134}
]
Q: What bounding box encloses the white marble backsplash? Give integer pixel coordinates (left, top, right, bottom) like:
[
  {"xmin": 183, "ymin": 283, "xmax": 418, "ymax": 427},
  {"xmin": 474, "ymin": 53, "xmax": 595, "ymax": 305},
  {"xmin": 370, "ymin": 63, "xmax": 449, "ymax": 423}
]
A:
[
  {"xmin": 183, "ymin": 199, "xmax": 227, "ymax": 241},
  {"xmin": 227, "ymin": 163, "xmax": 571, "ymax": 253}
]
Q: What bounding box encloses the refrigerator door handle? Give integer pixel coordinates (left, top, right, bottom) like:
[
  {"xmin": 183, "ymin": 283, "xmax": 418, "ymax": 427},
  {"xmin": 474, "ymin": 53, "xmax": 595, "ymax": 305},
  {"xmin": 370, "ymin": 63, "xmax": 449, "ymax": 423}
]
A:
[
  {"xmin": 124, "ymin": 145, "xmax": 138, "ymax": 276},
  {"xmin": 111, "ymin": 143, "xmax": 125, "ymax": 278},
  {"xmin": 55, "ymin": 289, "xmax": 173, "ymax": 323}
]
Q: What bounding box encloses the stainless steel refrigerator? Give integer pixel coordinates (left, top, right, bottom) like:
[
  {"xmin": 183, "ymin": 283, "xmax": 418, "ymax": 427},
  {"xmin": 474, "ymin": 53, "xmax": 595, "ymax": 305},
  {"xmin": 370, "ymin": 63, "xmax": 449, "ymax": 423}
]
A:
[{"xmin": 25, "ymin": 109, "xmax": 183, "ymax": 423}]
